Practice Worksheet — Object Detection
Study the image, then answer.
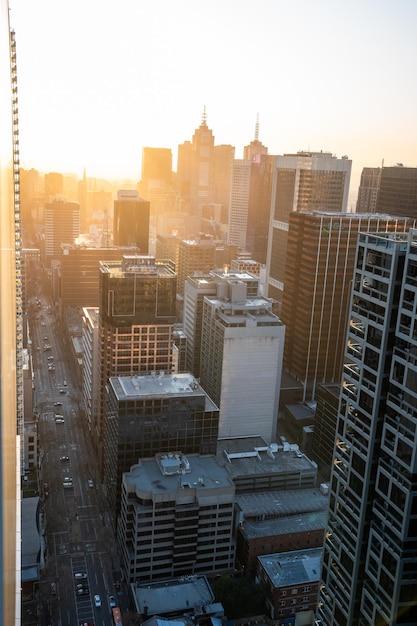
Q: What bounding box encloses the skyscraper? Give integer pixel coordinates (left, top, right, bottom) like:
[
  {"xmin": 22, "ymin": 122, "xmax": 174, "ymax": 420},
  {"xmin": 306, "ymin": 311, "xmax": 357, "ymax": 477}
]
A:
[
  {"xmin": 355, "ymin": 166, "xmax": 382, "ymax": 213},
  {"xmin": 44, "ymin": 199, "xmax": 80, "ymax": 266},
  {"xmin": 281, "ymin": 211, "xmax": 417, "ymax": 401},
  {"xmin": 0, "ymin": 5, "xmax": 20, "ymax": 620},
  {"xmin": 113, "ymin": 189, "xmax": 150, "ymax": 253},
  {"xmin": 319, "ymin": 230, "xmax": 417, "ymax": 625},
  {"xmin": 375, "ymin": 165, "xmax": 417, "ymax": 218},
  {"xmin": 177, "ymin": 108, "xmax": 215, "ymax": 218},
  {"xmin": 97, "ymin": 255, "xmax": 177, "ymax": 465},
  {"xmin": 265, "ymin": 151, "xmax": 352, "ymax": 306}
]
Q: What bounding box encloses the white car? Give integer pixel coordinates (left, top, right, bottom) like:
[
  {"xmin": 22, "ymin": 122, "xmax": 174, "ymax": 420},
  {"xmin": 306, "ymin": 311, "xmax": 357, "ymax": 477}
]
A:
[
  {"xmin": 94, "ymin": 594, "xmax": 101, "ymax": 608},
  {"xmin": 87, "ymin": 479, "xmax": 94, "ymax": 488}
]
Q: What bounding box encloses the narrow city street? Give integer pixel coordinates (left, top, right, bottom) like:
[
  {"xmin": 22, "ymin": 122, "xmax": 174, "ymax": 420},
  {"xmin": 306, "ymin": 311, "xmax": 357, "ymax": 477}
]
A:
[{"xmin": 30, "ymin": 275, "xmax": 128, "ymax": 626}]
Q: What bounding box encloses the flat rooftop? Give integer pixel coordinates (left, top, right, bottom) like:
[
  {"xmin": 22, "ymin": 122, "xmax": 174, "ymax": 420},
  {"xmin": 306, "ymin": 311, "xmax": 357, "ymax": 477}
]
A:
[
  {"xmin": 109, "ymin": 373, "xmax": 219, "ymax": 412},
  {"xmin": 216, "ymin": 439, "xmax": 317, "ymax": 478},
  {"xmin": 236, "ymin": 488, "xmax": 328, "ymax": 539},
  {"xmin": 124, "ymin": 453, "xmax": 234, "ymax": 495},
  {"xmin": 258, "ymin": 548, "xmax": 322, "ymax": 588},
  {"xmin": 134, "ymin": 575, "xmax": 214, "ymax": 616}
]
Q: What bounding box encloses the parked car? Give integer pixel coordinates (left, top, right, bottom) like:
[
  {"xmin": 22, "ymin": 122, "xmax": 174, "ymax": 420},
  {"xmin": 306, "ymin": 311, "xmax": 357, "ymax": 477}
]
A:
[
  {"xmin": 59, "ymin": 456, "xmax": 69, "ymax": 463},
  {"xmin": 109, "ymin": 595, "xmax": 117, "ymax": 608},
  {"xmin": 94, "ymin": 594, "xmax": 101, "ymax": 607},
  {"xmin": 74, "ymin": 572, "xmax": 88, "ymax": 580}
]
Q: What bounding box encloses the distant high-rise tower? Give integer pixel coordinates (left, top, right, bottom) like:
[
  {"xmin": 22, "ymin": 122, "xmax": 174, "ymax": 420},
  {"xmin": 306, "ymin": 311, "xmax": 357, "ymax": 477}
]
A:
[
  {"xmin": 228, "ymin": 159, "xmax": 252, "ymax": 248},
  {"xmin": 44, "ymin": 171, "xmax": 64, "ymax": 197},
  {"xmin": 176, "ymin": 235, "xmax": 218, "ymax": 297},
  {"xmin": 113, "ymin": 189, "xmax": 150, "ymax": 253},
  {"xmin": 355, "ymin": 167, "xmax": 381, "ymax": 213},
  {"xmin": 138, "ymin": 147, "xmax": 176, "ymax": 216},
  {"xmin": 281, "ymin": 211, "xmax": 417, "ymax": 401},
  {"xmin": 44, "ymin": 199, "xmax": 80, "ymax": 266},
  {"xmin": 0, "ymin": 8, "xmax": 21, "ymax": 621},
  {"xmin": 199, "ymin": 277, "xmax": 284, "ymax": 443},
  {"xmin": 266, "ymin": 151, "xmax": 352, "ymax": 306},
  {"xmin": 375, "ymin": 165, "xmax": 417, "ymax": 218},
  {"xmin": 319, "ymin": 230, "xmax": 417, "ymax": 625},
  {"xmin": 177, "ymin": 108, "xmax": 215, "ymax": 219}
]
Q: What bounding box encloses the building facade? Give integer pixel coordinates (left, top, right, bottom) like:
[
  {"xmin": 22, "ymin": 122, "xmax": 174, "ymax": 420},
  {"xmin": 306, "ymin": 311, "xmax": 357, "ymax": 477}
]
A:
[
  {"xmin": 281, "ymin": 212, "xmax": 417, "ymax": 401},
  {"xmin": 43, "ymin": 200, "xmax": 80, "ymax": 267},
  {"xmin": 200, "ymin": 280, "xmax": 284, "ymax": 443},
  {"xmin": 97, "ymin": 255, "xmax": 177, "ymax": 463},
  {"xmin": 104, "ymin": 374, "xmax": 220, "ymax": 524},
  {"xmin": 113, "ymin": 189, "xmax": 150, "ymax": 253},
  {"xmin": 375, "ymin": 165, "xmax": 417, "ymax": 218},
  {"xmin": 266, "ymin": 151, "xmax": 352, "ymax": 307},
  {"xmin": 319, "ymin": 230, "xmax": 417, "ymax": 625},
  {"xmin": 0, "ymin": 6, "xmax": 20, "ymax": 620},
  {"xmin": 118, "ymin": 451, "xmax": 235, "ymax": 583}
]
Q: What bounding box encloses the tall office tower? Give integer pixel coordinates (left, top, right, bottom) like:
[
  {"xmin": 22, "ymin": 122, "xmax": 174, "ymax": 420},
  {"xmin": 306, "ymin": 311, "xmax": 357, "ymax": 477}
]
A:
[
  {"xmin": 57, "ymin": 244, "xmax": 139, "ymax": 311},
  {"xmin": 355, "ymin": 167, "xmax": 381, "ymax": 213},
  {"xmin": 247, "ymin": 153, "xmax": 275, "ymax": 264},
  {"xmin": 44, "ymin": 199, "xmax": 80, "ymax": 266},
  {"xmin": 375, "ymin": 165, "xmax": 417, "ymax": 218},
  {"xmin": 97, "ymin": 256, "xmax": 177, "ymax": 462},
  {"xmin": 176, "ymin": 235, "xmax": 217, "ymax": 297},
  {"xmin": 177, "ymin": 108, "xmax": 215, "ymax": 218},
  {"xmin": 265, "ymin": 151, "xmax": 352, "ymax": 306},
  {"xmin": 212, "ymin": 143, "xmax": 235, "ymax": 210},
  {"xmin": 0, "ymin": 7, "xmax": 20, "ymax": 620},
  {"xmin": 183, "ymin": 269, "xmax": 260, "ymax": 378},
  {"xmin": 104, "ymin": 374, "xmax": 220, "ymax": 525},
  {"xmin": 138, "ymin": 147, "xmax": 176, "ymax": 215},
  {"xmin": 77, "ymin": 167, "xmax": 88, "ymax": 232},
  {"xmin": 281, "ymin": 211, "xmax": 417, "ymax": 401},
  {"xmin": 319, "ymin": 230, "xmax": 417, "ymax": 626},
  {"xmin": 228, "ymin": 159, "xmax": 251, "ymax": 248},
  {"xmin": 118, "ymin": 451, "xmax": 234, "ymax": 583},
  {"xmin": 200, "ymin": 279, "xmax": 284, "ymax": 443},
  {"xmin": 113, "ymin": 189, "xmax": 150, "ymax": 253},
  {"xmin": 44, "ymin": 171, "xmax": 64, "ymax": 197}
]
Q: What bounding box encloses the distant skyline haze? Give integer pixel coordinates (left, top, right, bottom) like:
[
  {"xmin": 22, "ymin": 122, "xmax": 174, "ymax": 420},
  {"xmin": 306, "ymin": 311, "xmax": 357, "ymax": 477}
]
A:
[{"xmin": 9, "ymin": 0, "xmax": 417, "ymax": 198}]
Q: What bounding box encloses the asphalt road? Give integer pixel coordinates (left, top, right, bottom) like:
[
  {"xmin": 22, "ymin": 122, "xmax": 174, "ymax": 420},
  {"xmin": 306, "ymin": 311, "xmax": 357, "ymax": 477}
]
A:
[{"xmin": 32, "ymin": 291, "xmax": 127, "ymax": 626}]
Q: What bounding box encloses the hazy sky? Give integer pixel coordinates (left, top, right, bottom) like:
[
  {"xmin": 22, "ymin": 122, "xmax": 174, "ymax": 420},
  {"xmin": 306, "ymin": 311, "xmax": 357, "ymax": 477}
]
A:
[{"xmin": 9, "ymin": 0, "xmax": 417, "ymax": 194}]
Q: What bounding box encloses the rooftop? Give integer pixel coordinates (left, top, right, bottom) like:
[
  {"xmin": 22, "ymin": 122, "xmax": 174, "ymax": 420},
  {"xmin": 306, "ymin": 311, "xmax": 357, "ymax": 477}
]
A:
[
  {"xmin": 124, "ymin": 453, "xmax": 233, "ymax": 495},
  {"xmin": 134, "ymin": 575, "xmax": 214, "ymax": 617},
  {"xmin": 258, "ymin": 548, "xmax": 322, "ymax": 588},
  {"xmin": 236, "ymin": 488, "xmax": 328, "ymax": 539},
  {"xmin": 109, "ymin": 373, "xmax": 218, "ymax": 409}
]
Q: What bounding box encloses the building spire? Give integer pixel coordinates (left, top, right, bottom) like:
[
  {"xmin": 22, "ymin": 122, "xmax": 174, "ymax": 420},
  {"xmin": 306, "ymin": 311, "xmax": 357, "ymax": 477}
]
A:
[
  {"xmin": 254, "ymin": 113, "xmax": 260, "ymax": 142},
  {"xmin": 202, "ymin": 105, "xmax": 207, "ymax": 126}
]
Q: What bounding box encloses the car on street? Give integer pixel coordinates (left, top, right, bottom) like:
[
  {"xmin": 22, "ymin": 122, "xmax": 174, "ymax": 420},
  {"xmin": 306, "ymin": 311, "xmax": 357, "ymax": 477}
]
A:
[
  {"xmin": 59, "ymin": 456, "xmax": 69, "ymax": 462},
  {"xmin": 59, "ymin": 389, "xmax": 65, "ymax": 394},
  {"xmin": 74, "ymin": 572, "xmax": 88, "ymax": 580},
  {"xmin": 63, "ymin": 481, "xmax": 73, "ymax": 488},
  {"xmin": 109, "ymin": 595, "xmax": 117, "ymax": 608},
  {"xmin": 54, "ymin": 402, "xmax": 62, "ymax": 406},
  {"xmin": 94, "ymin": 594, "xmax": 101, "ymax": 607},
  {"xmin": 55, "ymin": 417, "xmax": 65, "ymax": 424},
  {"xmin": 77, "ymin": 587, "xmax": 89, "ymax": 596},
  {"xmin": 87, "ymin": 479, "xmax": 94, "ymax": 488}
]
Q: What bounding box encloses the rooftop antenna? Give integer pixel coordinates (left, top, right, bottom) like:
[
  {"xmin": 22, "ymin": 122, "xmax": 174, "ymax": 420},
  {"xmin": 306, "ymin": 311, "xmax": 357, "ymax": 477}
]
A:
[
  {"xmin": 202, "ymin": 105, "xmax": 207, "ymax": 126},
  {"xmin": 254, "ymin": 113, "xmax": 260, "ymax": 142}
]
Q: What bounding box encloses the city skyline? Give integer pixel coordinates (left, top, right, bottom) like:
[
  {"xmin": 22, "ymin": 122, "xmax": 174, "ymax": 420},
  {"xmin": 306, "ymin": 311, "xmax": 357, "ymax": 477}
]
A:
[{"xmin": 9, "ymin": 0, "xmax": 417, "ymax": 196}]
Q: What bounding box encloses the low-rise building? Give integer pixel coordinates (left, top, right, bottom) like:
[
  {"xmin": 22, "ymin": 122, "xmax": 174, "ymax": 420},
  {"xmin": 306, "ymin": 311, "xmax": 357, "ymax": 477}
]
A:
[{"xmin": 258, "ymin": 548, "xmax": 322, "ymax": 621}]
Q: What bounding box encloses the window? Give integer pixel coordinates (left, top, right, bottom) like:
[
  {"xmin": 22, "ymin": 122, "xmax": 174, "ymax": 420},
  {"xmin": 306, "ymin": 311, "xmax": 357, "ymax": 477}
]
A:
[
  {"xmin": 291, "ymin": 588, "xmax": 298, "ymax": 595},
  {"xmin": 280, "ymin": 590, "xmax": 287, "ymax": 597}
]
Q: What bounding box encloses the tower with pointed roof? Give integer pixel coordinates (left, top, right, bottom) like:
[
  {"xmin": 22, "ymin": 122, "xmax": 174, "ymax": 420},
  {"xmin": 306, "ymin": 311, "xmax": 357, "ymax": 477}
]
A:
[{"xmin": 177, "ymin": 107, "xmax": 215, "ymax": 220}]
